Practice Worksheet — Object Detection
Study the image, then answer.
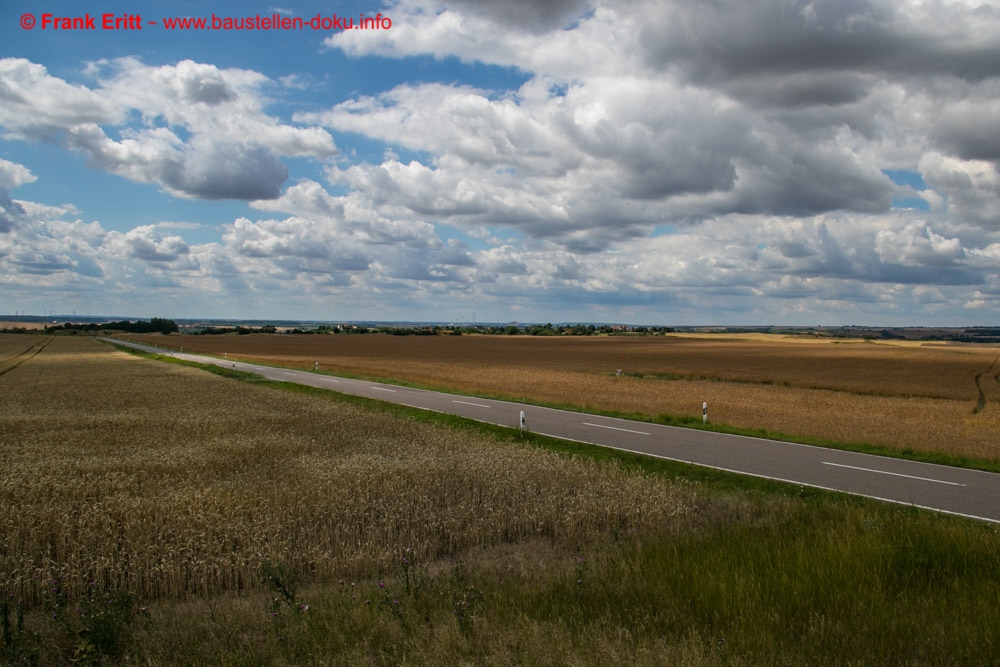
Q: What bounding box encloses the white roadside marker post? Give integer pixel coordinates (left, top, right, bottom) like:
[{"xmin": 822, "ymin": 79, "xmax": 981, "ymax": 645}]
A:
[
  {"xmin": 314, "ymin": 361, "xmax": 318, "ymax": 371},
  {"xmin": 703, "ymin": 402, "xmax": 708, "ymax": 424},
  {"xmin": 520, "ymin": 411, "xmax": 526, "ymax": 432}
]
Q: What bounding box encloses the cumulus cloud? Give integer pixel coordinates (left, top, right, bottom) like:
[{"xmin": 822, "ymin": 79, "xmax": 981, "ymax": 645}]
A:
[
  {"xmin": 0, "ymin": 57, "xmax": 337, "ymax": 200},
  {"xmin": 6, "ymin": 0, "xmax": 1000, "ymax": 322},
  {"xmin": 0, "ymin": 159, "xmax": 36, "ymax": 233},
  {"xmin": 121, "ymin": 226, "xmax": 192, "ymax": 263},
  {"xmin": 0, "ymin": 159, "xmax": 37, "ymax": 191},
  {"xmin": 0, "ymin": 59, "xmax": 121, "ymax": 138},
  {"xmin": 4, "ymin": 164, "xmax": 1000, "ymax": 322},
  {"xmin": 321, "ymin": 0, "xmax": 999, "ymax": 225}
]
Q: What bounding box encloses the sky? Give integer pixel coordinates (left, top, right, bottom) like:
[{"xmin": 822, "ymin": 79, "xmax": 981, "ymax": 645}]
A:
[{"xmin": 1, "ymin": 0, "xmax": 1000, "ymax": 325}]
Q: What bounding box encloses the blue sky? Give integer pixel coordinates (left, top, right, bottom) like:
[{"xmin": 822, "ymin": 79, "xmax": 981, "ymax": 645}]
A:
[{"xmin": 2, "ymin": 0, "xmax": 1000, "ymax": 324}]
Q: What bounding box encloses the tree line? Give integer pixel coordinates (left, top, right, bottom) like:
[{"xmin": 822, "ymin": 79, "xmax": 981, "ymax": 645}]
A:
[{"xmin": 45, "ymin": 318, "xmax": 179, "ymax": 334}]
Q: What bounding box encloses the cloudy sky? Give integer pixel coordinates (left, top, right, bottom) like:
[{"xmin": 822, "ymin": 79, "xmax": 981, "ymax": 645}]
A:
[{"xmin": 2, "ymin": 0, "xmax": 1000, "ymax": 325}]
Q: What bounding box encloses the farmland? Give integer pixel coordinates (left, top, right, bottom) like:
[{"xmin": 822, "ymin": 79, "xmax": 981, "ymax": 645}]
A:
[
  {"xmin": 126, "ymin": 331, "xmax": 1000, "ymax": 461},
  {"xmin": 0, "ymin": 336, "xmax": 691, "ymax": 604},
  {"xmin": 3, "ymin": 334, "xmax": 1000, "ymax": 665}
]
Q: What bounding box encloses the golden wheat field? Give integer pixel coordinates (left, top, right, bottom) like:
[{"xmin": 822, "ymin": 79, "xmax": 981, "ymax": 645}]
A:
[
  {"xmin": 126, "ymin": 332, "xmax": 1000, "ymax": 460},
  {"xmin": 0, "ymin": 335, "xmax": 697, "ymax": 604}
]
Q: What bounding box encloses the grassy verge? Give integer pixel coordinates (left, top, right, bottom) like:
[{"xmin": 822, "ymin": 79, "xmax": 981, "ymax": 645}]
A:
[{"xmin": 12, "ymin": 502, "xmax": 1000, "ymax": 666}]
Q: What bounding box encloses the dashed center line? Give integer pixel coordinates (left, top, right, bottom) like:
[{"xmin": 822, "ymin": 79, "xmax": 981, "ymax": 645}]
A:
[
  {"xmin": 453, "ymin": 400, "xmax": 491, "ymax": 408},
  {"xmin": 370, "ymin": 386, "xmax": 396, "ymax": 393},
  {"xmin": 582, "ymin": 422, "xmax": 650, "ymax": 436},
  {"xmin": 822, "ymin": 462, "xmax": 965, "ymax": 486}
]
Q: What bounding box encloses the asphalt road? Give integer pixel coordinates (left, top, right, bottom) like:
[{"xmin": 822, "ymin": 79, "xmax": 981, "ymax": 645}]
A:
[{"xmin": 106, "ymin": 338, "xmax": 1000, "ymax": 523}]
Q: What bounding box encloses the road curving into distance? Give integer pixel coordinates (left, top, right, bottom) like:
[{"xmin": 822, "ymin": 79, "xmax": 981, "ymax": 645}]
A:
[{"xmin": 106, "ymin": 338, "xmax": 1000, "ymax": 524}]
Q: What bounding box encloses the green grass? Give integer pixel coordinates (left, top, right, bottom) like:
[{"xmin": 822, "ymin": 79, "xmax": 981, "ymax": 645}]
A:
[{"xmin": 59, "ymin": 502, "xmax": 996, "ymax": 666}]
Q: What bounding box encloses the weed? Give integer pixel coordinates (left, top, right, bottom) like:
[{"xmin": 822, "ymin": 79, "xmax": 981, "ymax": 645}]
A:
[
  {"xmin": 398, "ymin": 546, "xmax": 426, "ymax": 598},
  {"xmin": 448, "ymin": 563, "xmax": 483, "ymax": 637},
  {"xmin": 39, "ymin": 577, "xmax": 147, "ymax": 665},
  {"xmin": 262, "ymin": 560, "xmax": 310, "ymax": 641},
  {"xmin": 374, "ymin": 581, "xmax": 407, "ymax": 628}
]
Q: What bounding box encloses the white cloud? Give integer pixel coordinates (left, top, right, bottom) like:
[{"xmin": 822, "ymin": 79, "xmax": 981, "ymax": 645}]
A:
[
  {"xmin": 0, "ymin": 158, "xmax": 36, "ymax": 190},
  {"xmin": 0, "ymin": 159, "xmax": 36, "ymax": 233},
  {"xmin": 0, "ymin": 59, "xmax": 121, "ymax": 138},
  {"xmin": 4, "ymin": 168, "xmax": 1000, "ymax": 321},
  {"xmin": 5, "ymin": 0, "xmax": 1000, "ymax": 322},
  {"xmin": 0, "ymin": 57, "xmax": 337, "ymax": 201},
  {"xmin": 919, "ymin": 152, "xmax": 1000, "ymax": 226}
]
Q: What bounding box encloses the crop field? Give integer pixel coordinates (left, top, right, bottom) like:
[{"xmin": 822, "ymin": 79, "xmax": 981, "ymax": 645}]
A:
[
  {"xmin": 0, "ymin": 335, "xmax": 51, "ymax": 376},
  {"xmin": 127, "ymin": 332, "xmax": 1000, "ymax": 461},
  {"xmin": 0, "ymin": 335, "xmax": 693, "ymax": 605},
  {"xmin": 3, "ymin": 334, "xmax": 1000, "ymax": 665}
]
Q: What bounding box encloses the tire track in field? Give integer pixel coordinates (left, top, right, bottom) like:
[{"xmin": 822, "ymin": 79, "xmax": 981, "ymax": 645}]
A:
[
  {"xmin": 972, "ymin": 356, "xmax": 998, "ymax": 414},
  {"xmin": 0, "ymin": 336, "xmax": 53, "ymax": 377}
]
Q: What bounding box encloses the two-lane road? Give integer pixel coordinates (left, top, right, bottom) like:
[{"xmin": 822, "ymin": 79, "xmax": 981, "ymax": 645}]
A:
[{"xmin": 107, "ymin": 338, "xmax": 1000, "ymax": 523}]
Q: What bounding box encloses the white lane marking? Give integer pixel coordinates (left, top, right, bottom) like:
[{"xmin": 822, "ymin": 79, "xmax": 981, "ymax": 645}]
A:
[
  {"xmin": 453, "ymin": 400, "xmax": 491, "ymax": 408},
  {"xmin": 370, "ymin": 386, "xmax": 396, "ymax": 393},
  {"xmin": 822, "ymin": 462, "xmax": 966, "ymax": 486},
  {"xmin": 531, "ymin": 430, "xmax": 998, "ymax": 524},
  {"xmin": 321, "ymin": 377, "xmax": 339, "ymax": 383},
  {"xmin": 582, "ymin": 422, "xmax": 650, "ymax": 436}
]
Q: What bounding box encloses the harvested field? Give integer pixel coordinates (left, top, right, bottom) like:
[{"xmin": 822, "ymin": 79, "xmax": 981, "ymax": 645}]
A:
[
  {"xmin": 126, "ymin": 332, "xmax": 1000, "ymax": 461},
  {"xmin": 0, "ymin": 321, "xmax": 49, "ymax": 331},
  {"xmin": 0, "ymin": 335, "xmax": 695, "ymax": 604}
]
